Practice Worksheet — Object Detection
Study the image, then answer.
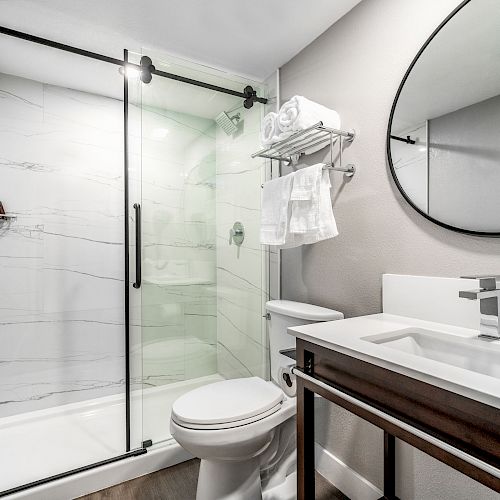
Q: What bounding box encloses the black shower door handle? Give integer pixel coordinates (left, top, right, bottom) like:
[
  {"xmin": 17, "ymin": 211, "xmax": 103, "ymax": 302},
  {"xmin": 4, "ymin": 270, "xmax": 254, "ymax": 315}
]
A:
[{"xmin": 133, "ymin": 203, "xmax": 141, "ymax": 289}]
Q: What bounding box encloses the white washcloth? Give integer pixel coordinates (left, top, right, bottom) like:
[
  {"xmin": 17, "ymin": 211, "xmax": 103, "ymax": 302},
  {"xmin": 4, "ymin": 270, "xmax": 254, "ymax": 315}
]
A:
[
  {"xmin": 277, "ymin": 96, "xmax": 341, "ymax": 154},
  {"xmin": 281, "ymin": 168, "xmax": 338, "ymax": 248},
  {"xmin": 290, "ymin": 163, "xmax": 322, "ymax": 201},
  {"xmin": 289, "ymin": 164, "xmax": 323, "ymax": 234},
  {"xmin": 260, "ymin": 173, "xmax": 295, "ymax": 245}
]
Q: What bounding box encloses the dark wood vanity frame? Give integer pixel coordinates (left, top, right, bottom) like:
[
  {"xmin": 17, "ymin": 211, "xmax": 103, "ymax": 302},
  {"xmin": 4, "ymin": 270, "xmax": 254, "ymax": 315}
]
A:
[{"xmin": 295, "ymin": 339, "xmax": 500, "ymax": 499}]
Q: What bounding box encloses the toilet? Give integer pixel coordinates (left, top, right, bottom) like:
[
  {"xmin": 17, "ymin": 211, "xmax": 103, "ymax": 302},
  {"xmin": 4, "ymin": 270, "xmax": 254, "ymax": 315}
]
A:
[{"xmin": 170, "ymin": 300, "xmax": 343, "ymax": 500}]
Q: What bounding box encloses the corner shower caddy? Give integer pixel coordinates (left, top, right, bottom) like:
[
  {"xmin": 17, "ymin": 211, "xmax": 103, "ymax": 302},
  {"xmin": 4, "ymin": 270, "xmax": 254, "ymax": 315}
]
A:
[{"xmin": 251, "ymin": 121, "xmax": 356, "ymax": 177}]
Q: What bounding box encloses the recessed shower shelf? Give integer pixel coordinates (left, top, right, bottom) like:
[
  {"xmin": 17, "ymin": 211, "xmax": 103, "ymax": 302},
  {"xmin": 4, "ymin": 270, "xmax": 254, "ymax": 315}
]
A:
[{"xmin": 251, "ymin": 122, "xmax": 356, "ymax": 176}]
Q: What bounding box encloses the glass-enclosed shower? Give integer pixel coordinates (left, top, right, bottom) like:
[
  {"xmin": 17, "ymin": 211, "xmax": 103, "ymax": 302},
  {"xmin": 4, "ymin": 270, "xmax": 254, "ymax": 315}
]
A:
[{"xmin": 0, "ymin": 31, "xmax": 269, "ymax": 494}]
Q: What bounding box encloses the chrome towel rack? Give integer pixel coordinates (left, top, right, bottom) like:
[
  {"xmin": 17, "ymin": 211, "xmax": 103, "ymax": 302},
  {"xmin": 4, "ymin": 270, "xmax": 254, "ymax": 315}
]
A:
[{"xmin": 251, "ymin": 122, "xmax": 356, "ymax": 177}]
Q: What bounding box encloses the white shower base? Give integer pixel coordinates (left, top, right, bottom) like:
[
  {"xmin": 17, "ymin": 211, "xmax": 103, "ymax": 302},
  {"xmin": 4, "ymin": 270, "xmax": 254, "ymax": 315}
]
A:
[{"xmin": 1, "ymin": 373, "xmax": 223, "ymax": 498}]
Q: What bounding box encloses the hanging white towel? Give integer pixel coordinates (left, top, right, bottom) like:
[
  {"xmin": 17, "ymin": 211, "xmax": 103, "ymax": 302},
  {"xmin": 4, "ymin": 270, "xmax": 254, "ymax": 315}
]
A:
[
  {"xmin": 289, "ymin": 164, "xmax": 323, "ymax": 233},
  {"xmin": 277, "ymin": 96, "xmax": 341, "ymax": 154},
  {"xmin": 281, "ymin": 167, "xmax": 338, "ymax": 248},
  {"xmin": 260, "ymin": 173, "xmax": 295, "ymax": 246}
]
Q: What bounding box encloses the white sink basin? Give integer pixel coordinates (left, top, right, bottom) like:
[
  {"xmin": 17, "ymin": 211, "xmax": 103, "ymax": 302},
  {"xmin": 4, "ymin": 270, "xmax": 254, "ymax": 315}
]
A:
[{"xmin": 362, "ymin": 328, "xmax": 500, "ymax": 379}]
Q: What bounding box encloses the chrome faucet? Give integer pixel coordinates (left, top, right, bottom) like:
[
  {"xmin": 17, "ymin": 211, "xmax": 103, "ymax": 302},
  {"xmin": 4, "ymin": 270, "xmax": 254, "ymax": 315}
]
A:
[{"xmin": 459, "ymin": 276, "xmax": 500, "ymax": 341}]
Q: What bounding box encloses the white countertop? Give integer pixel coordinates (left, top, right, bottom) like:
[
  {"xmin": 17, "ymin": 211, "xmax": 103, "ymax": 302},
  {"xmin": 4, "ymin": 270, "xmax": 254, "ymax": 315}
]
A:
[{"xmin": 289, "ymin": 313, "xmax": 500, "ymax": 409}]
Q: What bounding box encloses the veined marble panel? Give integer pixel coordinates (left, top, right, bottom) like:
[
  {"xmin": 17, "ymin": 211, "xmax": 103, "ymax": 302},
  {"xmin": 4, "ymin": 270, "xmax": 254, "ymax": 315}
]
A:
[
  {"xmin": 0, "ymin": 72, "xmax": 125, "ymax": 417},
  {"xmin": 215, "ymin": 104, "xmax": 269, "ymax": 381},
  {"xmin": 139, "ymin": 105, "xmax": 217, "ymax": 390}
]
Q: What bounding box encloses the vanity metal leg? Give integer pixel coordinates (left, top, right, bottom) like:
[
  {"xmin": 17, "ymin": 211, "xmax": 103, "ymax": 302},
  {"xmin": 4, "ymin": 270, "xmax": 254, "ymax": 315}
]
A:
[
  {"xmin": 380, "ymin": 431, "xmax": 399, "ymax": 500},
  {"xmin": 297, "ymin": 378, "xmax": 315, "ymax": 500}
]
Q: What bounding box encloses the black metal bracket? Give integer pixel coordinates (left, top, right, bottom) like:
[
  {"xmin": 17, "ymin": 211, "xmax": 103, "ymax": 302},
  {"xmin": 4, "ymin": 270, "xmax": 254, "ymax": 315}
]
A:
[
  {"xmin": 139, "ymin": 56, "xmax": 155, "ymax": 84},
  {"xmin": 243, "ymin": 85, "xmax": 259, "ymax": 109},
  {"xmin": 390, "ymin": 134, "xmax": 416, "ymax": 145}
]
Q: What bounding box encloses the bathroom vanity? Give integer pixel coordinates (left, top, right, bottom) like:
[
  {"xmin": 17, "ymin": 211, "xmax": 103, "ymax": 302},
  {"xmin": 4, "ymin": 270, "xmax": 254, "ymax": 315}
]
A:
[{"xmin": 290, "ymin": 276, "xmax": 500, "ymax": 499}]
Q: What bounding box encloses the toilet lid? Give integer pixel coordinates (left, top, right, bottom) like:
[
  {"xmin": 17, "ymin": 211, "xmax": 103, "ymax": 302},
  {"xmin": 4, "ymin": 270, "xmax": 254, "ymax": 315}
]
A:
[{"xmin": 172, "ymin": 377, "xmax": 284, "ymax": 428}]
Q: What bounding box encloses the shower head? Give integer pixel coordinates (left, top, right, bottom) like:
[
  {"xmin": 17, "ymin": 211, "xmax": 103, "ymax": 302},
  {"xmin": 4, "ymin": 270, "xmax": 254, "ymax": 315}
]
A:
[{"xmin": 216, "ymin": 111, "xmax": 240, "ymax": 136}]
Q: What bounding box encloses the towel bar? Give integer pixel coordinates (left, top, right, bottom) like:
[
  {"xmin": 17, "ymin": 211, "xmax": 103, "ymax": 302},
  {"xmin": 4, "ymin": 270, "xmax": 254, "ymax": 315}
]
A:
[{"xmin": 252, "ymin": 122, "xmax": 356, "ymax": 177}]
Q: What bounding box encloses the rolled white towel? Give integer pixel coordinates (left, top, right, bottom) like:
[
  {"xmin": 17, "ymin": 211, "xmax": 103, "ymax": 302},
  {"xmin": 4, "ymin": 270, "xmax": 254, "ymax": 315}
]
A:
[
  {"xmin": 277, "ymin": 95, "xmax": 341, "ymax": 134},
  {"xmin": 261, "ymin": 112, "xmax": 280, "ymax": 146},
  {"xmin": 261, "ymin": 112, "xmax": 293, "ymax": 146}
]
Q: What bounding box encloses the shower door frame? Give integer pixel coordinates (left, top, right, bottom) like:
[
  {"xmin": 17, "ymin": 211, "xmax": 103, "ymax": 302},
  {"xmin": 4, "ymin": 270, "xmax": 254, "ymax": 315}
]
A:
[{"xmin": 0, "ymin": 25, "xmax": 268, "ymax": 497}]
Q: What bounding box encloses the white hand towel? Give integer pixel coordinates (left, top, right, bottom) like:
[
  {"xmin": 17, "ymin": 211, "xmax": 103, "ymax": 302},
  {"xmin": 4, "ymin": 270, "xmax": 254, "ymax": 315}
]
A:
[
  {"xmin": 260, "ymin": 173, "xmax": 295, "ymax": 246},
  {"xmin": 290, "ymin": 163, "xmax": 323, "ymax": 201},
  {"xmin": 277, "ymin": 96, "xmax": 341, "ymax": 154},
  {"xmin": 289, "ymin": 164, "xmax": 323, "ymax": 234},
  {"xmin": 281, "ymin": 169, "xmax": 338, "ymax": 248}
]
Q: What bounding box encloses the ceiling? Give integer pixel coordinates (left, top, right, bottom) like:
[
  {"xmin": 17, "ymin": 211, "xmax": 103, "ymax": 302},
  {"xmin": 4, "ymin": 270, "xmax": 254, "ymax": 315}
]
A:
[{"xmin": 0, "ymin": 0, "xmax": 362, "ymax": 82}]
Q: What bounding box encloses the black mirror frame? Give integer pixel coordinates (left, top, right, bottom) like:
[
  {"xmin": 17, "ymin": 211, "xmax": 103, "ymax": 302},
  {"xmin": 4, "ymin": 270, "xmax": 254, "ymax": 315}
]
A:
[{"xmin": 386, "ymin": 0, "xmax": 500, "ymax": 237}]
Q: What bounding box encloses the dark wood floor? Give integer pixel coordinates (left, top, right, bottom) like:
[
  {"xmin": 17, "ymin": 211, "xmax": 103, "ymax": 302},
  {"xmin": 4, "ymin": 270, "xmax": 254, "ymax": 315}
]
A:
[{"xmin": 77, "ymin": 459, "xmax": 348, "ymax": 500}]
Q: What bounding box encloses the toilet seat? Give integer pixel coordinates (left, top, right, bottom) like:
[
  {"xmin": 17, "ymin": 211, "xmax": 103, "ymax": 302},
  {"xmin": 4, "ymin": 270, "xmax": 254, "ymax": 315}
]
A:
[{"xmin": 172, "ymin": 377, "xmax": 284, "ymax": 430}]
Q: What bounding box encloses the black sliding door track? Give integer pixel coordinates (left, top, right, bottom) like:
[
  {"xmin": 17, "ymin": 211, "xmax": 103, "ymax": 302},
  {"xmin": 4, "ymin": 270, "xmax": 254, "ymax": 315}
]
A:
[
  {"xmin": 0, "ymin": 25, "xmax": 268, "ymax": 103},
  {"xmin": 0, "ymin": 449, "xmax": 147, "ymax": 498}
]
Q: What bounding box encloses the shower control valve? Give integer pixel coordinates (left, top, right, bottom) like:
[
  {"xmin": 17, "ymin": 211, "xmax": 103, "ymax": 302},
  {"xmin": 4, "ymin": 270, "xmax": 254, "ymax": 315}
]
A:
[{"xmin": 229, "ymin": 221, "xmax": 245, "ymax": 246}]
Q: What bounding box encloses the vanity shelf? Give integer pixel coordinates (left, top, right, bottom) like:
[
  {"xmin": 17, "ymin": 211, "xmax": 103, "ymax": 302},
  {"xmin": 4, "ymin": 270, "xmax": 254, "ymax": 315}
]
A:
[{"xmin": 251, "ymin": 122, "xmax": 356, "ymax": 176}]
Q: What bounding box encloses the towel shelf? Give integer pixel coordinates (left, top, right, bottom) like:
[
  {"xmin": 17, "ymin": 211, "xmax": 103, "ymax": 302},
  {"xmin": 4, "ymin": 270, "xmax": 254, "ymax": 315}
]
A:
[{"xmin": 251, "ymin": 122, "xmax": 356, "ymax": 177}]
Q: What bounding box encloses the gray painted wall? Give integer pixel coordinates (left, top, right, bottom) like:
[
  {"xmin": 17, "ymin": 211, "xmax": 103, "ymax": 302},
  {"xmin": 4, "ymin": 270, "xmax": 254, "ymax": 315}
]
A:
[
  {"xmin": 280, "ymin": 0, "xmax": 500, "ymax": 498},
  {"xmin": 429, "ymin": 93, "xmax": 500, "ymax": 232},
  {"xmin": 280, "ymin": 0, "xmax": 500, "ymax": 320}
]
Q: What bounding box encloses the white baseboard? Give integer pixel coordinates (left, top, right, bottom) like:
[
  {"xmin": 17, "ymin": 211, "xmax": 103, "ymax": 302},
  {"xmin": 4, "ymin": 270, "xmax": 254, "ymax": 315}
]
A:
[{"xmin": 315, "ymin": 443, "xmax": 382, "ymax": 500}]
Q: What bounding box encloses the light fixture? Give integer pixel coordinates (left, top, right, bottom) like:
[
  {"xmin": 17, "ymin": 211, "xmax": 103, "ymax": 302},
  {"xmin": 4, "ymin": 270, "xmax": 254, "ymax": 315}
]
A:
[
  {"xmin": 118, "ymin": 64, "xmax": 141, "ymax": 79},
  {"xmin": 118, "ymin": 57, "xmax": 155, "ymax": 84}
]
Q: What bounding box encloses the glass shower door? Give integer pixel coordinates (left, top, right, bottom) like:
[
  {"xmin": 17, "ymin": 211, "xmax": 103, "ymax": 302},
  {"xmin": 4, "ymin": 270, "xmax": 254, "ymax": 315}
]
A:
[
  {"xmin": 0, "ymin": 34, "xmax": 130, "ymax": 493},
  {"xmin": 132, "ymin": 51, "xmax": 269, "ymax": 447}
]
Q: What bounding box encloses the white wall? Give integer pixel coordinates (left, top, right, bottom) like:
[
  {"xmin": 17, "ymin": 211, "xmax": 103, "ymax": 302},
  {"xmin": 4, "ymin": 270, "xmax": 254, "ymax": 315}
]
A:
[{"xmin": 279, "ymin": 0, "xmax": 500, "ymax": 498}]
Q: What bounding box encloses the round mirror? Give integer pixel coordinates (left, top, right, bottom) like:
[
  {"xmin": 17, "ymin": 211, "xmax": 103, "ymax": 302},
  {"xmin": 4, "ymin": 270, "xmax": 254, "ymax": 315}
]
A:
[{"xmin": 387, "ymin": 0, "xmax": 500, "ymax": 236}]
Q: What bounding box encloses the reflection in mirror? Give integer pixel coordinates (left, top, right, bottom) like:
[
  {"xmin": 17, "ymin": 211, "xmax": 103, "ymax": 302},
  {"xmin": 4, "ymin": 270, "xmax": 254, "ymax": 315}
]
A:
[{"xmin": 388, "ymin": 0, "xmax": 500, "ymax": 235}]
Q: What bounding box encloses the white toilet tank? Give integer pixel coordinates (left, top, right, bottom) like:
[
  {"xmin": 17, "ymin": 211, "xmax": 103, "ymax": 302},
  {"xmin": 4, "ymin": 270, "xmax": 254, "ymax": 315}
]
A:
[{"xmin": 266, "ymin": 300, "xmax": 343, "ymax": 384}]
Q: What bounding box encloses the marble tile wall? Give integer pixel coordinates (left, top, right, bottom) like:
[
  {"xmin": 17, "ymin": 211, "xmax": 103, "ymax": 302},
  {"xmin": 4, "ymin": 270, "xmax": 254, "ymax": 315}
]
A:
[
  {"xmin": 0, "ymin": 68, "xmax": 269, "ymax": 421},
  {"xmin": 0, "ymin": 72, "xmax": 125, "ymax": 417},
  {"xmin": 215, "ymin": 104, "xmax": 270, "ymax": 380},
  {"xmin": 139, "ymin": 105, "xmax": 218, "ymax": 387}
]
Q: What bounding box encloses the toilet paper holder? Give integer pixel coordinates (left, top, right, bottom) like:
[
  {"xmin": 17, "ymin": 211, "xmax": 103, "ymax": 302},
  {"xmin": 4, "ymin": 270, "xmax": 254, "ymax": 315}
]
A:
[{"xmin": 279, "ymin": 348, "xmax": 296, "ymax": 361}]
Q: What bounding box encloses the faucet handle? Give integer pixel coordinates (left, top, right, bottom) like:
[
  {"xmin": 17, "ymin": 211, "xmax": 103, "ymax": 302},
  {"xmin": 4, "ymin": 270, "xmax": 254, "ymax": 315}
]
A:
[{"xmin": 461, "ymin": 275, "xmax": 500, "ymax": 291}]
